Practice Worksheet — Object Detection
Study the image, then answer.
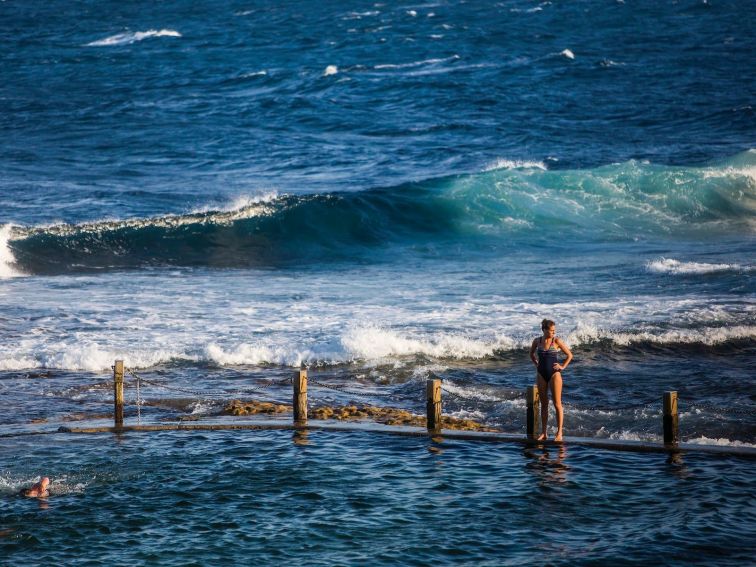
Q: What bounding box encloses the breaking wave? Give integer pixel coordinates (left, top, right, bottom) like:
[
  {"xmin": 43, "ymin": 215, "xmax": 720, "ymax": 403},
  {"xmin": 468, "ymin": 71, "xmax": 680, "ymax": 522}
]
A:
[{"xmin": 3, "ymin": 151, "xmax": 754, "ymax": 275}]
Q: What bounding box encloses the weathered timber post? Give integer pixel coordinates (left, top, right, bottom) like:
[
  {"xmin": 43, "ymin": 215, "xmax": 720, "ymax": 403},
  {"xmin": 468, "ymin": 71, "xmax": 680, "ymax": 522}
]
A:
[
  {"xmin": 426, "ymin": 379, "xmax": 442, "ymax": 431},
  {"xmin": 293, "ymin": 368, "xmax": 308, "ymax": 424},
  {"xmin": 114, "ymin": 360, "xmax": 124, "ymax": 428},
  {"xmin": 663, "ymin": 391, "xmax": 679, "ymax": 445},
  {"xmin": 526, "ymin": 385, "xmax": 540, "ymax": 440}
]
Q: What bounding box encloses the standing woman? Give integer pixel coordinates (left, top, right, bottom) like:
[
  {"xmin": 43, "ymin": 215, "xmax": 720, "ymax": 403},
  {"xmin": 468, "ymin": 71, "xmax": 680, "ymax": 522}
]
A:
[{"xmin": 529, "ymin": 319, "xmax": 573, "ymax": 441}]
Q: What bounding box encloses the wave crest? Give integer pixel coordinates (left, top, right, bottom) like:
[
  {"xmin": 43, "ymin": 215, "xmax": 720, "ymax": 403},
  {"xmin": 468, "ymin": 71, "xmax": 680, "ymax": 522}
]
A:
[{"xmin": 86, "ymin": 29, "xmax": 181, "ymax": 47}]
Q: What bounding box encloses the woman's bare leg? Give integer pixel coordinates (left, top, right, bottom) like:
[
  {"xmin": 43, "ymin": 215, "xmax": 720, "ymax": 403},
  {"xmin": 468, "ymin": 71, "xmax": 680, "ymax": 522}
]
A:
[
  {"xmin": 550, "ymin": 373, "xmax": 563, "ymax": 441},
  {"xmin": 536, "ymin": 374, "xmax": 549, "ymax": 440}
]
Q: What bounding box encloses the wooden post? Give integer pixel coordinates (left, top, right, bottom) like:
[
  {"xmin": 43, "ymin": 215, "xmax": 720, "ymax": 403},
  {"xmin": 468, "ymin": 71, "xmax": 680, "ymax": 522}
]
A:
[
  {"xmin": 426, "ymin": 379, "xmax": 442, "ymax": 431},
  {"xmin": 293, "ymin": 369, "xmax": 307, "ymax": 424},
  {"xmin": 526, "ymin": 385, "xmax": 540, "ymax": 439},
  {"xmin": 114, "ymin": 360, "xmax": 124, "ymax": 428},
  {"xmin": 663, "ymin": 391, "xmax": 678, "ymax": 445}
]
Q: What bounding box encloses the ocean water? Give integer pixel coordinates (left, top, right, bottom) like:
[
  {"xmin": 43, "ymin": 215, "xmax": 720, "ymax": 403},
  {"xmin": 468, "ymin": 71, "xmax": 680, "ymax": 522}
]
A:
[{"xmin": 1, "ymin": 0, "xmax": 755, "ymax": 562}]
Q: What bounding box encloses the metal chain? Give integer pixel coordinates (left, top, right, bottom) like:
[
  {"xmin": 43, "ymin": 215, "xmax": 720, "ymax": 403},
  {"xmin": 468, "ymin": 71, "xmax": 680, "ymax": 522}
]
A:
[
  {"xmin": 680, "ymin": 402, "xmax": 756, "ymax": 416},
  {"xmin": 136, "ymin": 373, "xmax": 142, "ymax": 425},
  {"xmin": 442, "ymin": 383, "xmax": 659, "ymax": 412},
  {"xmin": 571, "ymin": 400, "xmax": 660, "ymax": 412},
  {"xmin": 308, "ymin": 377, "xmax": 400, "ymax": 400},
  {"xmin": 125, "ymin": 368, "xmax": 290, "ymax": 399},
  {"xmin": 440, "ymin": 386, "xmax": 502, "ymax": 403}
]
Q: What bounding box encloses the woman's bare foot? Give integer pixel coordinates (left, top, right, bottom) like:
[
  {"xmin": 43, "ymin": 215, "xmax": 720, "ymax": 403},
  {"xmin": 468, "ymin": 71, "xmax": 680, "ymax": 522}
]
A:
[
  {"xmin": 537, "ymin": 433, "xmax": 547, "ymax": 441},
  {"xmin": 554, "ymin": 431, "xmax": 563, "ymax": 442}
]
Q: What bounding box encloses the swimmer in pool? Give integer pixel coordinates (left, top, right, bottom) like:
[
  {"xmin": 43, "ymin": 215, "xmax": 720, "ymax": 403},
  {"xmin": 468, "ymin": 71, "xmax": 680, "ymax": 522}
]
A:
[
  {"xmin": 529, "ymin": 319, "xmax": 573, "ymax": 442},
  {"xmin": 20, "ymin": 477, "xmax": 50, "ymax": 498}
]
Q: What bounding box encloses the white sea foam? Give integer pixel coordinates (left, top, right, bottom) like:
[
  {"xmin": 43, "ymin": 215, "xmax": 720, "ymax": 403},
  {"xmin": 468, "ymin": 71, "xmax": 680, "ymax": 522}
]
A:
[
  {"xmin": 0, "ymin": 345, "xmax": 193, "ymax": 372},
  {"xmin": 204, "ymin": 327, "xmax": 509, "ymax": 368},
  {"xmin": 4, "ymin": 315, "xmax": 753, "ymax": 372},
  {"xmin": 340, "ymin": 326, "xmax": 504, "ymax": 360},
  {"xmin": 0, "ymin": 356, "xmax": 39, "ymax": 371},
  {"xmin": 206, "ymin": 342, "xmax": 316, "ymax": 367},
  {"xmin": 484, "ymin": 158, "xmax": 547, "ymax": 172},
  {"xmin": 0, "ymin": 224, "xmax": 23, "ymax": 279},
  {"xmin": 41, "ymin": 346, "xmax": 191, "ymax": 372},
  {"xmin": 560, "ymin": 49, "xmax": 575, "ymax": 59},
  {"xmin": 646, "ymin": 258, "xmax": 749, "ymax": 274},
  {"xmin": 323, "ymin": 65, "xmax": 339, "ymax": 76},
  {"xmin": 86, "ymin": 29, "xmax": 181, "ymax": 47}
]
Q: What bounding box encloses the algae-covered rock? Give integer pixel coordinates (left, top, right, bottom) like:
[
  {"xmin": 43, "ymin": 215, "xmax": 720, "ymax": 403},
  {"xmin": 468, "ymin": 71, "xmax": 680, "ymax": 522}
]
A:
[
  {"xmin": 223, "ymin": 398, "xmax": 498, "ymax": 432},
  {"xmin": 224, "ymin": 399, "xmax": 292, "ymax": 416},
  {"xmin": 305, "ymin": 403, "xmax": 498, "ymax": 432}
]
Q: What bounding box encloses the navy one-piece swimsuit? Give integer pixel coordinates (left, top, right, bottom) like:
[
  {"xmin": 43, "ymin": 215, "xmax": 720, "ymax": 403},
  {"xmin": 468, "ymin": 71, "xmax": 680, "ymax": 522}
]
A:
[{"xmin": 537, "ymin": 337, "xmax": 560, "ymax": 382}]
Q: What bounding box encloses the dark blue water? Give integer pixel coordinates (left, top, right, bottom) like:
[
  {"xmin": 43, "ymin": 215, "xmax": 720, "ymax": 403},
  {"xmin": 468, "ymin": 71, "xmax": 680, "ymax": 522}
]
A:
[
  {"xmin": 1, "ymin": 1, "xmax": 755, "ymax": 561},
  {"xmin": 2, "ymin": 0, "xmax": 754, "ymax": 211}
]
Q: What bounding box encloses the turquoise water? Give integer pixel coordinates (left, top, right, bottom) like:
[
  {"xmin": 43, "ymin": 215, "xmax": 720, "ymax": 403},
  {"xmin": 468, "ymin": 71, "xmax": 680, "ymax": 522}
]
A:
[{"xmin": 2, "ymin": 430, "xmax": 755, "ymax": 565}]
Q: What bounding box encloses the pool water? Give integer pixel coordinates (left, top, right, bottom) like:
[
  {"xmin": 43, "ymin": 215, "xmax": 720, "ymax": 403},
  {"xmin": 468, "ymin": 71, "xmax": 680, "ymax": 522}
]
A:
[{"xmin": 1, "ymin": 430, "xmax": 754, "ymax": 565}]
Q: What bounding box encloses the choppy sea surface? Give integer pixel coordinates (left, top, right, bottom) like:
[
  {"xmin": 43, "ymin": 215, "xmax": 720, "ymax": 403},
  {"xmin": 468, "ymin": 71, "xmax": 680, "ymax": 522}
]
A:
[{"xmin": 1, "ymin": 0, "xmax": 755, "ymax": 563}]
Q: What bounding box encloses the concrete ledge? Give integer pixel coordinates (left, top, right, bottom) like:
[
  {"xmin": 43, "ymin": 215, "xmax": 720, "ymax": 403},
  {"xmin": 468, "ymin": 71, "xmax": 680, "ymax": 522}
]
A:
[{"xmin": 55, "ymin": 418, "xmax": 756, "ymax": 458}]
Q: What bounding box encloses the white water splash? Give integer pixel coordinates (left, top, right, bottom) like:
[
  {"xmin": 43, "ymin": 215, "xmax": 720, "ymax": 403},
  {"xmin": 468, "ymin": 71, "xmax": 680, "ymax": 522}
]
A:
[
  {"xmin": 0, "ymin": 224, "xmax": 23, "ymax": 279},
  {"xmin": 323, "ymin": 65, "xmax": 339, "ymax": 76},
  {"xmin": 190, "ymin": 192, "xmax": 279, "ymax": 215},
  {"xmin": 560, "ymin": 49, "xmax": 575, "ymax": 59}
]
